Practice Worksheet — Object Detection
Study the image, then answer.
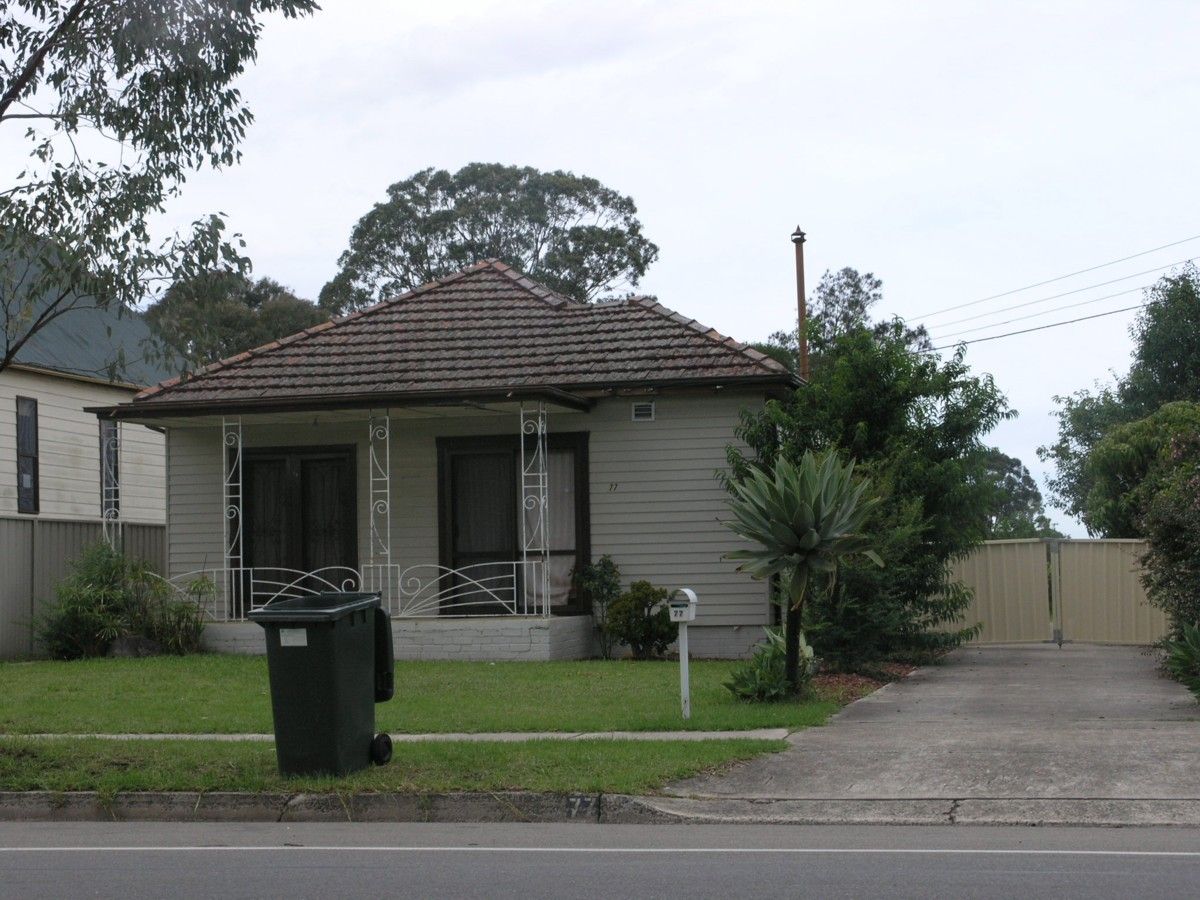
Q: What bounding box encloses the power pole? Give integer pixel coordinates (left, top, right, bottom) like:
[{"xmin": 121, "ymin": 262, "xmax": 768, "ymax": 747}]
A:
[
  {"xmin": 791, "ymin": 226, "xmax": 809, "ymax": 380},
  {"xmin": 785, "ymin": 226, "xmax": 809, "ymax": 691}
]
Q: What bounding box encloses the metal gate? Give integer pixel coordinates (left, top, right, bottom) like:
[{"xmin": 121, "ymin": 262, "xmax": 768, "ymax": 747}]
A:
[{"xmin": 948, "ymin": 538, "xmax": 1168, "ymax": 645}]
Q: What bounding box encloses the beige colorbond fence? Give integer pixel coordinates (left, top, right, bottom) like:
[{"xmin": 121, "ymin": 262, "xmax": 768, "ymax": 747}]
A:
[
  {"xmin": 0, "ymin": 517, "xmax": 165, "ymax": 659},
  {"xmin": 950, "ymin": 540, "xmax": 1052, "ymax": 643},
  {"xmin": 949, "ymin": 538, "xmax": 1168, "ymax": 646}
]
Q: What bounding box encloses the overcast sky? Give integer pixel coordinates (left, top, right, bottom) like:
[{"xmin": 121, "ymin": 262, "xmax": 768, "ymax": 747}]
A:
[{"xmin": 151, "ymin": 2, "xmax": 1200, "ymax": 534}]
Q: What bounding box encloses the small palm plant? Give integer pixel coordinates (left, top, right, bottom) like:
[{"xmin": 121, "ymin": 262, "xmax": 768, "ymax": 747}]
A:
[{"xmin": 725, "ymin": 451, "xmax": 882, "ymax": 692}]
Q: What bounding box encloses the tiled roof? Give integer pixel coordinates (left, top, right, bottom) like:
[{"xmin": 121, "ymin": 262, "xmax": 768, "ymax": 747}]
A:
[{"xmin": 127, "ymin": 260, "xmax": 793, "ymax": 411}]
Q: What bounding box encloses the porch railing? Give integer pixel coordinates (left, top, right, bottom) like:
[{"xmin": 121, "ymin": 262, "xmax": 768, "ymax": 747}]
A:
[{"xmin": 158, "ymin": 561, "xmax": 549, "ymax": 622}]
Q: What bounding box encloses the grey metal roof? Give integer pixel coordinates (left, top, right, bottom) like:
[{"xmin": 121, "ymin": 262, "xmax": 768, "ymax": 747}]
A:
[{"xmin": 13, "ymin": 300, "xmax": 174, "ymax": 388}]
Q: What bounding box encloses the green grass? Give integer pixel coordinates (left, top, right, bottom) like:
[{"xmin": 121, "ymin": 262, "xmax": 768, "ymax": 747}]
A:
[
  {"xmin": 0, "ymin": 656, "xmax": 841, "ymax": 735},
  {"xmin": 0, "ymin": 737, "xmax": 784, "ymax": 795}
]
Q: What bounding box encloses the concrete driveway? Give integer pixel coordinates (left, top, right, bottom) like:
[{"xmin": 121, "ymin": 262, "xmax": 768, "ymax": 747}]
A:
[{"xmin": 652, "ymin": 644, "xmax": 1200, "ymax": 826}]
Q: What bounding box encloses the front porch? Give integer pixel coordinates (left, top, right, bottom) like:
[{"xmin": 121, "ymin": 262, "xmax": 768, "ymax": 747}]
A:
[{"xmin": 105, "ymin": 397, "xmax": 599, "ymax": 659}]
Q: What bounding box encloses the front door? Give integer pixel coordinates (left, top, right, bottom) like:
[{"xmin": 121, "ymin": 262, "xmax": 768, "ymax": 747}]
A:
[
  {"xmin": 242, "ymin": 446, "xmax": 357, "ymax": 610},
  {"xmin": 443, "ymin": 447, "xmax": 519, "ymax": 614}
]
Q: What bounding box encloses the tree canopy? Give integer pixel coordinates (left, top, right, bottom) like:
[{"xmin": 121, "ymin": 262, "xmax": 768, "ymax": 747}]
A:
[
  {"xmin": 752, "ymin": 266, "xmax": 930, "ymax": 372},
  {"xmin": 1040, "ymin": 267, "xmax": 1200, "ymax": 531},
  {"xmin": 733, "ymin": 274, "xmax": 1012, "ymax": 666},
  {"xmin": 0, "ymin": 0, "xmax": 316, "ymax": 373},
  {"xmin": 1080, "ymin": 402, "xmax": 1200, "ymax": 538},
  {"xmin": 982, "ymin": 449, "xmax": 1063, "ymax": 539},
  {"xmin": 318, "ymin": 163, "xmax": 660, "ymax": 314},
  {"xmin": 145, "ymin": 272, "xmax": 326, "ymax": 371}
]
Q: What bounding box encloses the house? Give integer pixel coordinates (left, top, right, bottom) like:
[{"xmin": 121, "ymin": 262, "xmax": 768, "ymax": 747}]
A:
[
  {"xmin": 0, "ymin": 300, "xmax": 171, "ymax": 658},
  {"xmin": 98, "ymin": 260, "xmax": 798, "ymax": 659}
]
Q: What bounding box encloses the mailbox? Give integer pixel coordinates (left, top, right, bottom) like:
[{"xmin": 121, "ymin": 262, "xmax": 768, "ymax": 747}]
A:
[
  {"xmin": 668, "ymin": 588, "xmax": 697, "ymax": 623},
  {"xmin": 670, "ymin": 588, "xmax": 698, "ymax": 719}
]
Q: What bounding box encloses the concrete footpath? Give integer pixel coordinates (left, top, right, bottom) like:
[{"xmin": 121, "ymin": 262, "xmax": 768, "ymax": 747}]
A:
[{"xmin": 1, "ymin": 728, "xmax": 790, "ymax": 743}]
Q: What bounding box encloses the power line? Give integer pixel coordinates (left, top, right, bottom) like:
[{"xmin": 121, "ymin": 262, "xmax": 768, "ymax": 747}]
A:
[
  {"xmin": 923, "ymin": 258, "xmax": 1191, "ymax": 330},
  {"xmin": 913, "ymin": 233, "xmax": 1200, "ymax": 320},
  {"xmin": 929, "ymin": 284, "xmax": 1148, "ymax": 341},
  {"xmin": 924, "ymin": 303, "xmax": 1144, "ymax": 353}
]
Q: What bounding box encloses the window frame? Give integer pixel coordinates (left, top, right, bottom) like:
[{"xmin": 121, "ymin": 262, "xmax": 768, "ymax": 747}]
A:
[
  {"xmin": 436, "ymin": 431, "xmax": 591, "ymax": 613},
  {"xmin": 15, "ymin": 396, "xmax": 38, "ymax": 515}
]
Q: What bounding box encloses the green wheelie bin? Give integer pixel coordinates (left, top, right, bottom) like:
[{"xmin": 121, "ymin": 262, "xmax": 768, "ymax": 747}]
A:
[{"xmin": 248, "ymin": 592, "xmax": 395, "ymax": 777}]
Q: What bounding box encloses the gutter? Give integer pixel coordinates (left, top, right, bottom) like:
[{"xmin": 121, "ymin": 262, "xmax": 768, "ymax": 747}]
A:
[
  {"xmin": 87, "ymin": 386, "xmax": 598, "ymax": 420},
  {"xmin": 7, "ymin": 362, "xmax": 146, "ymax": 392},
  {"xmin": 87, "ymin": 375, "xmax": 800, "ymax": 422}
]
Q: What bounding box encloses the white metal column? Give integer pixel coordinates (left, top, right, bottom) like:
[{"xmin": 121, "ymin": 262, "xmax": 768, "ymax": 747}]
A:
[
  {"xmin": 222, "ymin": 417, "xmax": 244, "ymax": 618},
  {"xmin": 520, "ymin": 402, "xmax": 550, "ymax": 616},
  {"xmin": 368, "ymin": 410, "xmax": 392, "ymax": 608},
  {"xmin": 101, "ymin": 421, "xmax": 121, "ymax": 549}
]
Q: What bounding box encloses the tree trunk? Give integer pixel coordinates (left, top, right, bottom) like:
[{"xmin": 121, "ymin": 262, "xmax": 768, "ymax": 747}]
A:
[{"xmin": 784, "ymin": 603, "xmax": 802, "ymax": 693}]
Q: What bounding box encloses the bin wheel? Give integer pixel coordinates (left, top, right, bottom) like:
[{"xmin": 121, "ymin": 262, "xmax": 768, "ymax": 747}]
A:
[{"xmin": 370, "ymin": 732, "xmax": 393, "ymax": 766}]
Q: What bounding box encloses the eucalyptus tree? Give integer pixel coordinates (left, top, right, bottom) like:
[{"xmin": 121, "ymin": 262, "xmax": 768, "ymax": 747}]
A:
[
  {"xmin": 319, "ymin": 163, "xmax": 660, "ymax": 313},
  {"xmin": 0, "ymin": 0, "xmax": 318, "ymax": 373}
]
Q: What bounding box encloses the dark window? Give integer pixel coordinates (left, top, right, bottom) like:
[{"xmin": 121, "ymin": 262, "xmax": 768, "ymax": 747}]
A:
[
  {"xmin": 100, "ymin": 419, "xmax": 119, "ymax": 519},
  {"xmin": 15, "ymin": 397, "xmax": 38, "ymax": 514},
  {"xmin": 437, "ymin": 432, "xmax": 590, "ymax": 614},
  {"xmin": 234, "ymin": 445, "xmax": 358, "ymax": 619}
]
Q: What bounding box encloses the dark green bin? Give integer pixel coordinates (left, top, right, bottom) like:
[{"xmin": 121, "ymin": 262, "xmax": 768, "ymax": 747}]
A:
[{"xmin": 249, "ymin": 592, "xmax": 395, "ymax": 777}]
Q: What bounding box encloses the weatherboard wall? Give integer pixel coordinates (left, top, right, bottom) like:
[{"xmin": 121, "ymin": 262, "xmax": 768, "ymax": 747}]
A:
[
  {"xmin": 164, "ymin": 392, "xmax": 771, "ymax": 657},
  {"xmin": 0, "ymin": 367, "xmax": 165, "ymax": 523}
]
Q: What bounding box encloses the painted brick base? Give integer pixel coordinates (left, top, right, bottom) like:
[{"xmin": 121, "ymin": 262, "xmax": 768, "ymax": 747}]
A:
[
  {"xmin": 202, "ymin": 616, "xmax": 597, "ymax": 661},
  {"xmin": 391, "ymin": 615, "xmax": 596, "ymax": 661},
  {"xmin": 200, "ymin": 618, "xmax": 761, "ymax": 660}
]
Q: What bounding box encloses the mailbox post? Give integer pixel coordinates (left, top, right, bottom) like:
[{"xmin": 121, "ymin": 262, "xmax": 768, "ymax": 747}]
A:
[{"xmin": 669, "ymin": 588, "xmax": 698, "ymax": 719}]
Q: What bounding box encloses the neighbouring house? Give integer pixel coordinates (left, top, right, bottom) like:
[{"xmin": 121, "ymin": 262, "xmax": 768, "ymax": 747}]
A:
[
  {"xmin": 0, "ymin": 300, "xmax": 172, "ymax": 658},
  {"xmin": 97, "ymin": 260, "xmax": 798, "ymax": 660}
]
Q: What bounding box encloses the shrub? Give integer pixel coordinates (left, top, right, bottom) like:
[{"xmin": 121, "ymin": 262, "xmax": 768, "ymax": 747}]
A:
[
  {"xmin": 1138, "ymin": 431, "xmax": 1200, "ymax": 635},
  {"xmin": 724, "ymin": 450, "xmax": 882, "ymax": 688},
  {"xmin": 607, "ymin": 580, "xmax": 673, "ymax": 659},
  {"xmin": 1164, "ymin": 623, "xmax": 1200, "ymax": 699},
  {"xmin": 799, "ymin": 467, "xmax": 980, "ymax": 669},
  {"xmin": 725, "ymin": 627, "xmax": 814, "ymax": 702},
  {"xmin": 573, "ymin": 555, "xmax": 622, "ymax": 660},
  {"xmin": 36, "ymin": 543, "xmax": 209, "ymax": 660}
]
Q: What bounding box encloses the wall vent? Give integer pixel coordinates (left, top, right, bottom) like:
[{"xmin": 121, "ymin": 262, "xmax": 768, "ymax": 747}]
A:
[{"xmin": 631, "ymin": 401, "xmax": 656, "ymax": 422}]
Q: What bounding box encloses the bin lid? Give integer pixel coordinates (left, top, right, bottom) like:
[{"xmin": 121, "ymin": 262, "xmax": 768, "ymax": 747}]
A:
[{"xmin": 247, "ymin": 591, "xmax": 381, "ymax": 624}]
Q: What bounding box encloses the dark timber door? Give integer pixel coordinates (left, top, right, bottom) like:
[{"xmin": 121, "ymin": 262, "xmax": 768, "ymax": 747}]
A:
[
  {"xmin": 243, "ymin": 447, "xmax": 357, "ymax": 608},
  {"xmin": 443, "ymin": 446, "xmax": 518, "ymax": 614}
]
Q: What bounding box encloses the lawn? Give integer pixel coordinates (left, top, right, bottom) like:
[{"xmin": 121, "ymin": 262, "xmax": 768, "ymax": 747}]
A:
[
  {"xmin": 0, "ymin": 656, "xmax": 856, "ymax": 735},
  {"xmin": 0, "ymin": 737, "xmax": 784, "ymax": 795}
]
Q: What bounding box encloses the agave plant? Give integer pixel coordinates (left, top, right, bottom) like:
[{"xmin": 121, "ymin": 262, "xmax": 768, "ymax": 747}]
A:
[{"xmin": 725, "ymin": 451, "xmax": 882, "ymax": 690}]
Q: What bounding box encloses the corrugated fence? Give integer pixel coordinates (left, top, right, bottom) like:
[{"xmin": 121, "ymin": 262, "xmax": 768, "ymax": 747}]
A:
[
  {"xmin": 949, "ymin": 538, "xmax": 1168, "ymax": 645},
  {"xmin": 0, "ymin": 517, "xmax": 165, "ymax": 659}
]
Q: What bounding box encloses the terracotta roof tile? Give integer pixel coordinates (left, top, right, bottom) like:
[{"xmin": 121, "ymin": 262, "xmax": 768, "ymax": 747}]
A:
[{"xmin": 129, "ymin": 261, "xmax": 793, "ymax": 410}]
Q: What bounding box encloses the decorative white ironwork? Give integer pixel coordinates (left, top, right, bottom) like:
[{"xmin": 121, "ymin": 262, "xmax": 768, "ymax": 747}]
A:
[
  {"xmin": 385, "ymin": 561, "xmax": 543, "ymax": 617},
  {"xmin": 520, "ymin": 402, "xmax": 550, "ymax": 617},
  {"xmin": 222, "ymin": 418, "xmax": 244, "ymax": 617},
  {"xmin": 155, "ymin": 566, "xmax": 362, "ymax": 622},
  {"xmin": 101, "ymin": 420, "xmax": 121, "ymax": 549},
  {"xmin": 160, "ymin": 563, "xmax": 550, "ymax": 622},
  {"xmin": 366, "ymin": 411, "xmax": 392, "ymax": 603}
]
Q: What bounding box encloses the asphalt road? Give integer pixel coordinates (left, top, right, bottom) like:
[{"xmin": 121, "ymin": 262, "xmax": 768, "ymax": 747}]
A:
[{"xmin": 3, "ymin": 822, "xmax": 1200, "ymax": 899}]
